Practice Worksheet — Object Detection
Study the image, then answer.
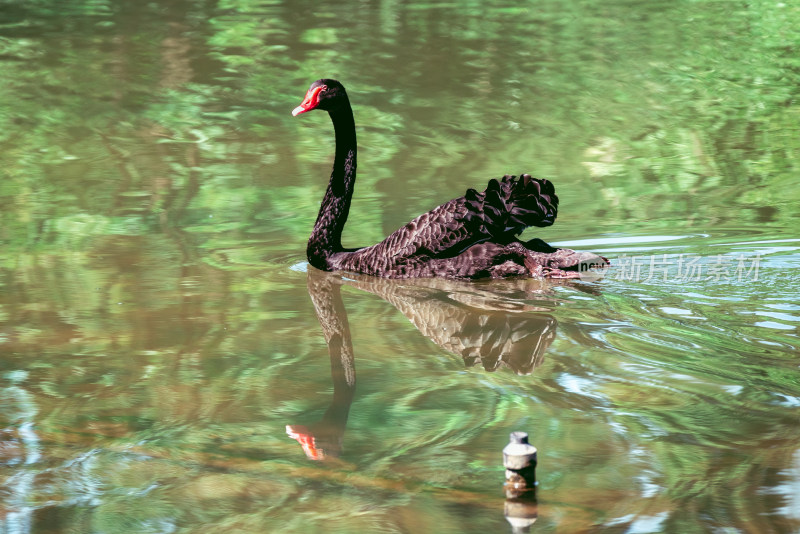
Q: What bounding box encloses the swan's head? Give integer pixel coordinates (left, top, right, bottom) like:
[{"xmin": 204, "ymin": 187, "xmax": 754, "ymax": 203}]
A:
[{"xmin": 292, "ymin": 79, "xmax": 348, "ymax": 116}]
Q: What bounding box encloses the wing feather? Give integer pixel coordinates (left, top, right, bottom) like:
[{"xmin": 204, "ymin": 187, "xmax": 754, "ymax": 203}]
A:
[
  {"xmin": 380, "ymin": 174, "xmax": 558, "ymax": 258},
  {"xmin": 330, "ymin": 174, "xmax": 559, "ymax": 276}
]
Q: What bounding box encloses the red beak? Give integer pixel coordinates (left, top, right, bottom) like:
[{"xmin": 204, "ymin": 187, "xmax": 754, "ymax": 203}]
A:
[{"xmin": 292, "ymin": 85, "xmax": 325, "ymax": 116}]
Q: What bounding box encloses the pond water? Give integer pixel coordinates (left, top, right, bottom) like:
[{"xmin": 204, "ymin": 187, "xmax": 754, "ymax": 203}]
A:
[{"xmin": 1, "ymin": 0, "xmax": 799, "ymax": 532}]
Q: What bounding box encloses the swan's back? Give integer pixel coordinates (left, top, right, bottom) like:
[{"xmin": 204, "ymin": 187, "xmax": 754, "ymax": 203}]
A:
[{"xmin": 329, "ymin": 174, "xmax": 559, "ymax": 277}]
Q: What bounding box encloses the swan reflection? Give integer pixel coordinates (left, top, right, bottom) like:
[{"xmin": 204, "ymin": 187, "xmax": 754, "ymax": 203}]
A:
[{"xmin": 287, "ymin": 268, "xmax": 598, "ymax": 460}]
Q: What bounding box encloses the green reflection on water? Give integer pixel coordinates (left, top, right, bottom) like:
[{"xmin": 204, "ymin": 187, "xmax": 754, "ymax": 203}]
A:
[{"xmin": 1, "ymin": 0, "xmax": 799, "ymax": 532}]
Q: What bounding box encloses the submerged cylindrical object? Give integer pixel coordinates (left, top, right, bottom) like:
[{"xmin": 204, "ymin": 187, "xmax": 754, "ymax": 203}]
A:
[
  {"xmin": 503, "ymin": 431, "xmax": 537, "ymax": 493},
  {"xmin": 503, "ymin": 431, "xmax": 538, "ymax": 532}
]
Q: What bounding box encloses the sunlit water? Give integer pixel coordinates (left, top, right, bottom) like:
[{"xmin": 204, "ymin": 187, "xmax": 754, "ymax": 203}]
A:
[{"xmin": 1, "ymin": 1, "xmax": 798, "ymax": 533}]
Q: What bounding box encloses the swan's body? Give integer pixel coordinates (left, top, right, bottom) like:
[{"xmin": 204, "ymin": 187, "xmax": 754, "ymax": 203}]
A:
[{"xmin": 293, "ymin": 79, "xmax": 606, "ymax": 279}]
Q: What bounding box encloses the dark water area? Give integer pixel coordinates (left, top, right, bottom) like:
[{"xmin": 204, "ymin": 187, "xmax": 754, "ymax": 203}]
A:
[{"xmin": 1, "ymin": 0, "xmax": 799, "ymax": 532}]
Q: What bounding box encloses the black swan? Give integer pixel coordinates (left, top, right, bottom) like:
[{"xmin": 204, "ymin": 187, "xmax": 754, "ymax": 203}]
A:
[{"xmin": 292, "ymin": 79, "xmax": 608, "ymax": 279}]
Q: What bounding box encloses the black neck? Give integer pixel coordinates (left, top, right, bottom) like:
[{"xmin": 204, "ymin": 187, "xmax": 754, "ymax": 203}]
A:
[{"xmin": 307, "ymin": 102, "xmax": 358, "ymax": 269}]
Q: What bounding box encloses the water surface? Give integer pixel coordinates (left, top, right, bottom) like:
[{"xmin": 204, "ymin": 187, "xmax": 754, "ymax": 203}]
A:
[{"xmin": 1, "ymin": 0, "xmax": 799, "ymax": 532}]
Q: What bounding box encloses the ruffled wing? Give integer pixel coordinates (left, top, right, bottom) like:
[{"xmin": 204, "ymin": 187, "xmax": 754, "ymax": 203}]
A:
[{"xmin": 374, "ymin": 174, "xmax": 558, "ymax": 259}]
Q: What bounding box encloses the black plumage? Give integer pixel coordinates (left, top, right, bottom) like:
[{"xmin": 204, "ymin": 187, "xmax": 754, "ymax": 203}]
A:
[{"xmin": 294, "ymin": 79, "xmax": 607, "ymax": 279}]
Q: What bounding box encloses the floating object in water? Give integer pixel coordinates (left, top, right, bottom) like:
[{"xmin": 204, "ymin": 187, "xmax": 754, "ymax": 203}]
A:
[
  {"xmin": 503, "ymin": 431, "xmax": 538, "ymax": 532},
  {"xmin": 503, "ymin": 431, "xmax": 537, "ymax": 490}
]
